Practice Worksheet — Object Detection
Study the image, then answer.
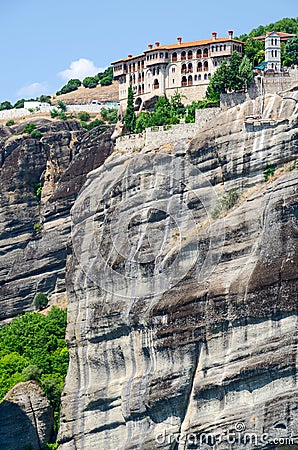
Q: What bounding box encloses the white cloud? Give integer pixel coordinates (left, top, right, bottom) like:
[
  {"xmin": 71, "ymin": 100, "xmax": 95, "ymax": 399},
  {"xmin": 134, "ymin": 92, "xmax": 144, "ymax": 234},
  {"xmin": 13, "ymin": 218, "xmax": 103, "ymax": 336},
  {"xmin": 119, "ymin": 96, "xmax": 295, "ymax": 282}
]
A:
[
  {"xmin": 59, "ymin": 58, "xmax": 105, "ymax": 81},
  {"xmin": 17, "ymin": 82, "xmax": 49, "ymax": 98}
]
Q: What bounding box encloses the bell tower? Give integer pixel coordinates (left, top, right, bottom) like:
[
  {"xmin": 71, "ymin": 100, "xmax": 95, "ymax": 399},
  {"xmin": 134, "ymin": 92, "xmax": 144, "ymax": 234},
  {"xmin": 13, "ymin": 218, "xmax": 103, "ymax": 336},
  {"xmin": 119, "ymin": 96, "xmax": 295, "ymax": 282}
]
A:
[{"xmin": 265, "ymin": 32, "xmax": 281, "ymax": 71}]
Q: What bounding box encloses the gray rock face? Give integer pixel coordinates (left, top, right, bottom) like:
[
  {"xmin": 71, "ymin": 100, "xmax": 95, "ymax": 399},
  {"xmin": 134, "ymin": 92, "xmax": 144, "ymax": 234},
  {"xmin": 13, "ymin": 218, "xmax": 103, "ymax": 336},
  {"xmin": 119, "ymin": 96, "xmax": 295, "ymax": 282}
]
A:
[
  {"xmin": 0, "ymin": 120, "xmax": 114, "ymax": 323},
  {"xmin": 0, "ymin": 381, "xmax": 54, "ymax": 449},
  {"xmin": 58, "ymin": 91, "xmax": 298, "ymax": 449}
]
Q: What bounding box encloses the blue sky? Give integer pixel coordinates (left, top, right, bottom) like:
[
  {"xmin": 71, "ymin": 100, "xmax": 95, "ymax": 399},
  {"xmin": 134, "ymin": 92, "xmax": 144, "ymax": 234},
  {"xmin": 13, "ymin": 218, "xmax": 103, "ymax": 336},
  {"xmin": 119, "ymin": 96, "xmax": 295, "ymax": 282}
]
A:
[{"xmin": 1, "ymin": 0, "xmax": 296, "ymax": 103}]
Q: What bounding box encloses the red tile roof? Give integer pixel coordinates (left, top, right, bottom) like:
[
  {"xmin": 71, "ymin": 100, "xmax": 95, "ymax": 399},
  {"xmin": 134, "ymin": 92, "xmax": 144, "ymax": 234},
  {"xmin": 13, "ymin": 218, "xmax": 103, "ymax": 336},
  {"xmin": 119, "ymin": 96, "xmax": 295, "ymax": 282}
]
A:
[
  {"xmin": 112, "ymin": 37, "xmax": 244, "ymax": 64},
  {"xmin": 254, "ymin": 31, "xmax": 296, "ymax": 41}
]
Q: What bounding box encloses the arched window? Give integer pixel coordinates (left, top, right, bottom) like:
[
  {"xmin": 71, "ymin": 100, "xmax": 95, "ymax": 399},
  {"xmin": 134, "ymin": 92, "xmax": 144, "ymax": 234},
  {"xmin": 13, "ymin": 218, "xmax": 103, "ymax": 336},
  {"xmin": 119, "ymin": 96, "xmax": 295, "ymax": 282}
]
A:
[
  {"xmin": 135, "ymin": 97, "xmax": 142, "ymax": 110},
  {"xmin": 204, "ymin": 61, "xmax": 208, "ymax": 71},
  {"xmin": 188, "ymin": 75, "xmax": 193, "ymax": 86},
  {"xmin": 220, "ymin": 45, "xmax": 222, "ymax": 51},
  {"xmin": 188, "ymin": 50, "xmax": 193, "ymax": 59},
  {"xmin": 181, "ymin": 63, "xmax": 187, "ymax": 73},
  {"xmin": 194, "ymin": 75, "xmax": 197, "ymax": 81},
  {"xmin": 153, "ymin": 79, "xmax": 159, "ymax": 89},
  {"xmin": 197, "ymin": 62, "xmax": 202, "ymax": 72},
  {"xmin": 197, "ymin": 49, "xmax": 202, "ymax": 58},
  {"xmin": 188, "ymin": 62, "xmax": 193, "ymax": 72},
  {"xmin": 181, "ymin": 76, "xmax": 187, "ymax": 86},
  {"xmin": 204, "ymin": 73, "xmax": 208, "ymax": 80},
  {"xmin": 216, "ymin": 45, "xmax": 218, "ymax": 51},
  {"xmin": 275, "ymin": 50, "xmax": 277, "ymax": 57},
  {"xmin": 224, "ymin": 44, "xmax": 226, "ymax": 50},
  {"xmin": 272, "ymin": 50, "xmax": 274, "ymax": 57},
  {"xmin": 198, "ymin": 74, "xmax": 201, "ymax": 80},
  {"xmin": 208, "ymin": 73, "xmax": 211, "ymax": 79},
  {"xmin": 172, "ymin": 52, "xmax": 177, "ymax": 62},
  {"xmin": 203, "ymin": 48, "xmax": 209, "ymax": 57},
  {"xmin": 211, "ymin": 46, "xmax": 214, "ymax": 52},
  {"xmin": 275, "ymin": 39, "xmax": 277, "ymax": 45},
  {"xmin": 138, "ymin": 85, "xmax": 142, "ymax": 93},
  {"xmin": 181, "ymin": 51, "xmax": 186, "ymax": 60},
  {"xmin": 142, "ymin": 84, "xmax": 144, "ymax": 94},
  {"xmin": 271, "ymin": 39, "xmax": 274, "ymax": 45}
]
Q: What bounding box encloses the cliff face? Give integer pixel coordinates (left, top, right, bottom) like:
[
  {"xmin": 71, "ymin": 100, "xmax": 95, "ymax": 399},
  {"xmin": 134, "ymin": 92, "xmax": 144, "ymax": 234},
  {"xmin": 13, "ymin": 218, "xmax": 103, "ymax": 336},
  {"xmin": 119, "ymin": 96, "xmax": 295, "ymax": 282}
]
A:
[
  {"xmin": 58, "ymin": 91, "xmax": 298, "ymax": 449},
  {"xmin": 0, "ymin": 119, "xmax": 114, "ymax": 323}
]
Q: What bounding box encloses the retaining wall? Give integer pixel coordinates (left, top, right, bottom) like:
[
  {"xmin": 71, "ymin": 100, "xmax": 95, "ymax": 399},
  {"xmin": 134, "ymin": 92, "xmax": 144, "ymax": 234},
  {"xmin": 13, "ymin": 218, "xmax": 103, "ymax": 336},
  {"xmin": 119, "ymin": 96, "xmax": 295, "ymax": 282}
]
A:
[{"xmin": 115, "ymin": 107, "xmax": 221, "ymax": 153}]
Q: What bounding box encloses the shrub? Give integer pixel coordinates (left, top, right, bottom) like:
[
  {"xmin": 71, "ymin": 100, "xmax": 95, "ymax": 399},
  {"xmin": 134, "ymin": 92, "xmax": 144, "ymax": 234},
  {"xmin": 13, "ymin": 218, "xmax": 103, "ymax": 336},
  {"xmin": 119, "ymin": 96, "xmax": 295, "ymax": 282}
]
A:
[
  {"xmin": 100, "ymin": 76, "xmax": 113, "ymax": 86},
  {"xmin": 30, "ymin": 130, "xmax": 42, "ymax": 138},
  {"xmin": 14, "ymin": 99, "xmax": 25, "ymax": 109},
  {"xmin": 23, "ymin": 123, "xmax": 36, "ymax": 134},
  {"xmin": 211, "ymin": 188, "xmax": 240, "ymax": 219},
  {"xmin": 57, "ymin": 101, "xmax": 66, "ymax": 112},
  {"xmin": 5, "ymin": 120, "xmax": 14, "ymax": 126},
  {"xmin": 33, "ymin": 182, "xmax": 43, "ymax": 202},
  {"xmin": 34, "ymin": 293, "xmax": 48, "ymax": 310},
  {"xmin": 33, "ymin": 222, "xmax": 42, "ymax": 233},
  {"xmin": 78, "ymin": 111, "xmax": 90, "ymax": 121},
  {"xmin": 22, "ymin": 364, "xmax": 42, "ymax": 381},
  {"xmin": 0, "ymin": 101, "xmax": 13, "ymax": 111},
  {"xmin": 82, "ymin": 76, "xmax": 98, "ymax": 88},
  {"xmin": 263, "ymin": 162, "xmax": 277, "ymax": 181},
  {"xmin": 81, "ymin": 118, "xmax": 105, "ymax": 131}
]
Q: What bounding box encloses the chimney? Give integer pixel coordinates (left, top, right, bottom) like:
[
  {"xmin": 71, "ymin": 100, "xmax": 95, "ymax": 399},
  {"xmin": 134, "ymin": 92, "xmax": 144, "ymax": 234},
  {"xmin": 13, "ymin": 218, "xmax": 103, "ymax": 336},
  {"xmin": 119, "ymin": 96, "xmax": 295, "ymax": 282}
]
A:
[
  {"xmin": 155, "ymin": 41, "xmax": 160, "ymax": 47},
  {"xmin": 128, "ymin": 54, "xmax": 133, "ymax": 58},
  {"xmin": 212, "ymin": 32, "xmax": 217, "ymax": 41},
  {"xmin": 148, "ymin": 44, "xmax": 153, "ymax": 49},
  {"xmin": 177, "ymin": 37, "xmax": 182, "ymax": 45},
  {"xmin": 228, "ymin": 30, "xmax": 234, "ymax": 39}
]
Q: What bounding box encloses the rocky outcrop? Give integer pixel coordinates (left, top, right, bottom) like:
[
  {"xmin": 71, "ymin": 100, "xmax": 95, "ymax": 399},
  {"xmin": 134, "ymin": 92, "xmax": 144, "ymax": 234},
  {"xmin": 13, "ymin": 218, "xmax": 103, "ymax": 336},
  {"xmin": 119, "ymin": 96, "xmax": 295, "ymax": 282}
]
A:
[
  {"xmin": 58, "ymin": 91, "xmax": 298, "ymax": 449},
  {"xmin": 0, "ymin": 119, "xmax": 114, "ymax": 324},
  {"xmin": 0, "ymin": 381, "xmax": 54, "ymax": 449}
]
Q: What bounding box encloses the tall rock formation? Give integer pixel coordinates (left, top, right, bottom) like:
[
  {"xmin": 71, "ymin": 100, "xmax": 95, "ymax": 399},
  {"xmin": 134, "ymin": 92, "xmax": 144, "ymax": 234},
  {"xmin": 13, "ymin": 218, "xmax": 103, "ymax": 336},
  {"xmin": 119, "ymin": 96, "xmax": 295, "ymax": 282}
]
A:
[
  {"xmin": 58, "ymin": 90, "xmax": 298, "ymax": 449},
  {"xmin": 0, "ymin": 119, "xmax": 114, "ymax": 324}
]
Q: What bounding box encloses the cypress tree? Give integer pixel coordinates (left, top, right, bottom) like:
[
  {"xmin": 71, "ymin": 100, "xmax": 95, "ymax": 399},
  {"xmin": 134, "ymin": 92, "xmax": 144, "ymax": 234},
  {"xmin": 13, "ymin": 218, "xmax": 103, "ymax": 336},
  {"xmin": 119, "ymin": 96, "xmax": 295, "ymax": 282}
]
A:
[{"xmin": 124, "ymin": 85, "xmax": 136, "ymax": 132}]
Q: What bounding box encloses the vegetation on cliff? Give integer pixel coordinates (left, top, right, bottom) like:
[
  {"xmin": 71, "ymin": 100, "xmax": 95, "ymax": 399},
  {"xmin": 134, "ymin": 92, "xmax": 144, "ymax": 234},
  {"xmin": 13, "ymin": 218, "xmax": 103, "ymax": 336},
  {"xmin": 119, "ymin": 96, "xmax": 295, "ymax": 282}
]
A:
[
  {"xmin": 0, "ymin": 307, "xmax": 68, "ymax": 431},
  {"xmin": 207, "ymin": 52, "xmax": 253, "ymax": 101}
]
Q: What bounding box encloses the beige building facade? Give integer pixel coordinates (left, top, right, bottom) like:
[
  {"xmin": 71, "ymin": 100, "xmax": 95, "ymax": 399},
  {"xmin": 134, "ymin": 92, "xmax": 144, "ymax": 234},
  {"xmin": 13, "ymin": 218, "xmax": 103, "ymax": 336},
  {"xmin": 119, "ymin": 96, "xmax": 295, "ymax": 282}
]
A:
[{"xmin": 112, "ymin": 31, "xmax": 244, "ymax": 110}]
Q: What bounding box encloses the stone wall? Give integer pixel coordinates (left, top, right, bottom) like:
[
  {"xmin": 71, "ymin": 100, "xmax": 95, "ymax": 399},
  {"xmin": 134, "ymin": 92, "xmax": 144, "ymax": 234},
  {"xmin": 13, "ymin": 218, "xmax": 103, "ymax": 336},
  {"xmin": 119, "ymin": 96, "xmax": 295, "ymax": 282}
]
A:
[
  {"xmin": 115, "ymin": 108, "xmax": 221, "ymax": 152},
  {"xmin": 0, "ymin": 104, "xmax": 108, "ymax": 122},
  {"xmin": 221, "ymin": 70, "xmax": 298, "ymax": 109}
]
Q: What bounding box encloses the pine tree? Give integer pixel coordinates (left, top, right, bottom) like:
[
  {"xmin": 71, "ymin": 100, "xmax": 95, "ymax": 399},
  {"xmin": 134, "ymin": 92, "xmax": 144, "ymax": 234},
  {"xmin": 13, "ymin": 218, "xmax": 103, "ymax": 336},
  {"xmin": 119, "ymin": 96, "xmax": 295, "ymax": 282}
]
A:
[{"xmin": 124, "ymin": 85, "xmax": 136, "ymax": 132}]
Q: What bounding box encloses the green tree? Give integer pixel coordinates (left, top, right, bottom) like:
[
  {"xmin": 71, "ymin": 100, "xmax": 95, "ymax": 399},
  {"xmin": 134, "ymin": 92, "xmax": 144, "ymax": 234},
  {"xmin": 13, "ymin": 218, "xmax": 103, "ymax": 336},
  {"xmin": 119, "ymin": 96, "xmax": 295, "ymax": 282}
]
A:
[
  {"xmin": 57, "ymin": 100, "xmax": 66, "ymax": 112},
  {"xmin": 239, "ymin": 55, "xmax": 253, "ymax": 89},
  {"xmin": 124, "ymin": 85, "xmax": 136, "ymax": 132},
  {"xmin": 0, "ymin": 101, "xmax": 13, "ymax": 111},
  {"xmin": 207, "ymin": 60, "xmax": 230, "ymax": 100},
  {"xmin": 82, "ymin": 76, "xmax": 98, "ymax": 88},
  {"xmin": 226, "ymin": 51, "xmax": 243, "ymax": 91},
  {"xmin": 284, "ymin": 36, "xmax": 298, "ymax": 65},
  {"xmin": 14, "ymin": 99, "xmax": 25, "ymax": 109},
  {"xmin": 243, "ymin": 38, "xmax": 265, "ymax": 66},
  {"xmin": 78, "ymin": 111, "xmax": 90, "ymax": 122},
  {"xmin": 23, "ymin": 123, "xmax": 36, "ymax": 134},
  {"xmin": 34, "ymin": 292, "xmax": 48, "ymax": 310},
  {"xmin": 100, "ymin": 76, "xmax": 113, "ymax": 86}
]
